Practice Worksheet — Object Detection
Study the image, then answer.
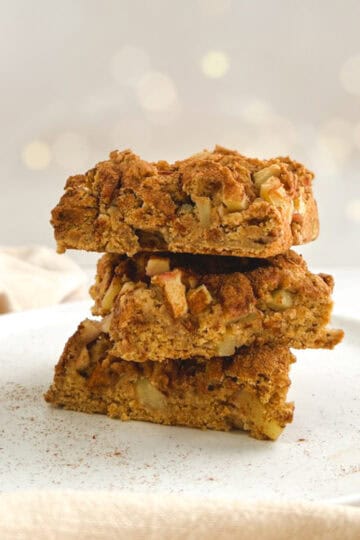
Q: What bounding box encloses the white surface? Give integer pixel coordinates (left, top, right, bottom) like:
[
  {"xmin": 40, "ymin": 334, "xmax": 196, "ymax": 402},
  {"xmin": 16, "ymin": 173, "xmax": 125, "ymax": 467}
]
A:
[{"xmin": 0, "ymin": 289, "xmax": 359, "ymax": 504}]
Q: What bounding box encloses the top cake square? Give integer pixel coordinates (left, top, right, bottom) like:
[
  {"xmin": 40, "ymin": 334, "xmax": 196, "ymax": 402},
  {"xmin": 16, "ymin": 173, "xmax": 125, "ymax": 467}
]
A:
[{"xmin": 51, "ymin": 145, "xmax": 319, "ymax": 258}]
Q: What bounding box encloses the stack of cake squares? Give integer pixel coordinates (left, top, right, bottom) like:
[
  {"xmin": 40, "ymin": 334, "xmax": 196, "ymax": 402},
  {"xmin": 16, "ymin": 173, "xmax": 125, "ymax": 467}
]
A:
[{"xmin": 45, "ymin": 146, "xmax": 343, "ymax": 440}]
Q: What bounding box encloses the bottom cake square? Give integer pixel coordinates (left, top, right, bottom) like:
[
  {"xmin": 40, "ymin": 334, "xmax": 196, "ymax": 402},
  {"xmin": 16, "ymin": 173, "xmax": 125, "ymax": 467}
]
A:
[{"xmin": 45, "ymin": 320, "xmax": 295, "ymax": 440}]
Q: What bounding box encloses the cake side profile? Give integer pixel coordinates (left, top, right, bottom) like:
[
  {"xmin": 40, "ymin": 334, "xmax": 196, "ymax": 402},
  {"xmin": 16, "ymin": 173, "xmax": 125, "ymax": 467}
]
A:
[
  {"xmin": 44, "ymin": 320, "xmax": 295, "ymax": 440},
  {"xmin": 47, "ymin": 143, "xmax": 344, "ymax": 443},
  {"xmin": 90, "ymin": 250, "xmax": 343, "ymax": 362},
  {"xmin": 51, "ymin": 146, "xmax": 319, "ymax": 258}
]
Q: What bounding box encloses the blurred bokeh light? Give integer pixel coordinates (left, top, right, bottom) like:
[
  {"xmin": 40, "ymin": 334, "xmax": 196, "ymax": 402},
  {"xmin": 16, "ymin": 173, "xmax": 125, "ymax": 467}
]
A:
[
  {"xmin": 201, "ymin": 51, "xmax": 230, "ymax": 78},
  {"xmin": 1, "ymin": 0, "xmax": 360, "ymax": 266},
  {"xmin": 22, "ymin": 141, "xmax": 52, "ymax": 171}
]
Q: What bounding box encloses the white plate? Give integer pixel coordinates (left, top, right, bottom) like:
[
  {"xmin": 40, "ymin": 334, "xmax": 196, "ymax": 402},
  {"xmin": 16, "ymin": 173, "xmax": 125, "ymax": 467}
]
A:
[{"xmin": 0, "ymin": 301, "xmax": 359, "ymax": 504}]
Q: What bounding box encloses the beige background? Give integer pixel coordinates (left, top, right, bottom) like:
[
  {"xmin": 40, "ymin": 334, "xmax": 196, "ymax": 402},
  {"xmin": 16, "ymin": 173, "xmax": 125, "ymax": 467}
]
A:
[{"xmin": 1, "ymin": 0, "xmax": 360, "ymax": 266}]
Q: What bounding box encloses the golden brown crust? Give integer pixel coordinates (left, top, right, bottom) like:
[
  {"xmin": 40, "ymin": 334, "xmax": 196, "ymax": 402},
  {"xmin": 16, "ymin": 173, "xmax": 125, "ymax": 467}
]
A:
[
  {"xmin": 51, "ymin": 146, "xmax": 319, "ymax": 257},
  {"xmin": 45, "ymin": 320, "xmax": 295, "ymax": 440},
  {"xmin": 90, "ymin": 250, "xmax": 343, "ymax": 361}
]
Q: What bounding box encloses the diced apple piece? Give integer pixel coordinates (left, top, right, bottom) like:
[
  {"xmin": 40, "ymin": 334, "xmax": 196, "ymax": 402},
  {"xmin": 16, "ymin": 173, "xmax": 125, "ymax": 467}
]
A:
[
  {"xmin": 101, "ymin": 275, "xmax": 123, "ymax": 311},
  {"xmin": 222, "ymin": 183, "xmax": 249, "ymax": 212},
  {"xmin": 136, "ymin": 378, "xmax": 167, "ymax": 410},
  {"xmin": 217, "ymin": 331, "xmax": 236, "ymax": 356},
  {"xmin": 253, "ymin": 164, "xmax": 281, "ymax": 187},
  {"xmin": 152, "ymin": 269, "xmax": 188, "ymax": 318},
  {"xmin": 267, "ymin": 289, "xmax": 294, "ymax": 311},
  {"xmin": 187, "ymin": 284, "xmax": 213, "ymax": 315},
  {"xmin": 262, "ymin": 419, "xmax": 284, "ymax": 440},
  {"xmin": 237, "ymin": 390, "xmax": 284, "ymax": 440},
  {"xmin": 191, "ymin": 195, "xmax": 211, "ymax": 227},
  {"xmin": 260, "ymin": 178, "xmax": 294, "ymax": 222},
  {"xmin": 260, "ymin": 177, "xmax": 288, "ymax": 207},
  {"xmin": 145, "ymin": 256, "xmax": 171, "ymax": 277}
]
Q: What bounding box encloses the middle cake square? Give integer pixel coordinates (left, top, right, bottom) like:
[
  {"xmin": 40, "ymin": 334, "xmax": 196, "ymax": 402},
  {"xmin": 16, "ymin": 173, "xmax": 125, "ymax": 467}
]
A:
[{"xmin": 90, "ymin": 250, "xmax": 343, "ymax": 362}]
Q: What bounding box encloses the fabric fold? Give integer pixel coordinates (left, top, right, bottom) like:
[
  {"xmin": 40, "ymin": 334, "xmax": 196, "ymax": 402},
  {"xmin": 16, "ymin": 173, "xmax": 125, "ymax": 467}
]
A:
[
  {"xmin": 0, "ymin": 246, "xmax": 88, "ymax": 314},
  {"xmin": 0, "ymin": 491, "xmax": 359, "ymax": 540}
]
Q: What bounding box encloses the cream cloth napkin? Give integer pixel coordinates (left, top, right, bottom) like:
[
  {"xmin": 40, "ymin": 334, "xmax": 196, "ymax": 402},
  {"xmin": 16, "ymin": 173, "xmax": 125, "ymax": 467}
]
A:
[
  {"xmin": 0, "ymin": 246, "xmax": 88, "ymax": 314},
  {"xmin": 0, "ymin": 491, "xmax": 359, "ymax": 540}
]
